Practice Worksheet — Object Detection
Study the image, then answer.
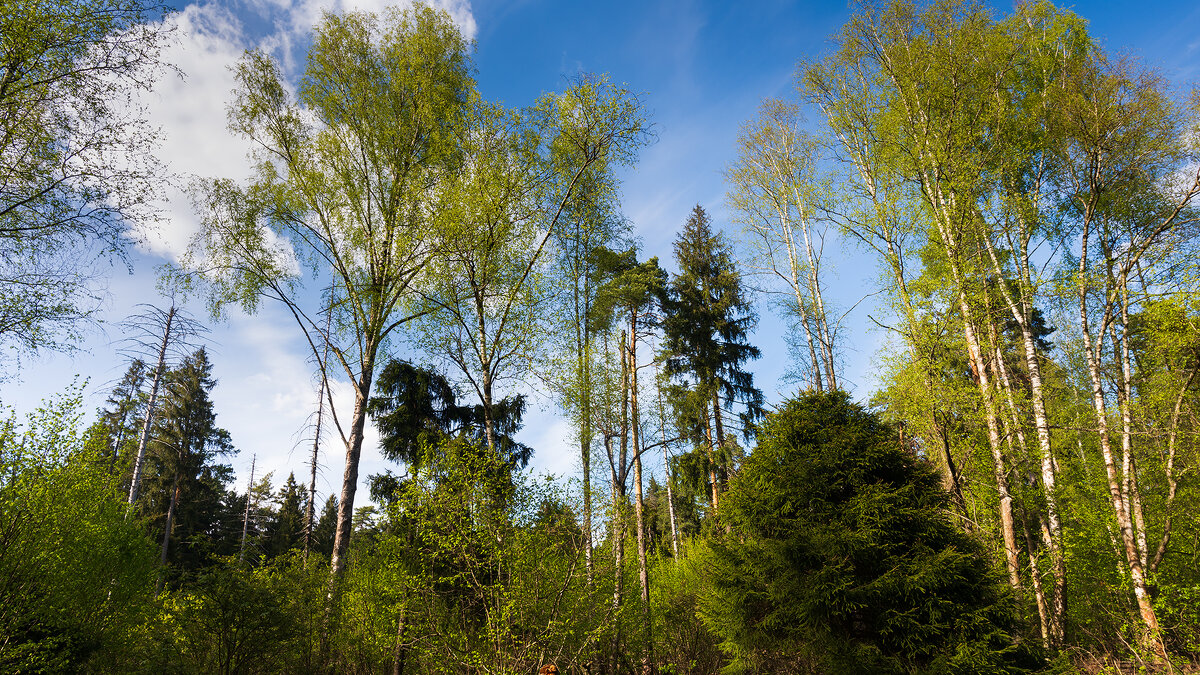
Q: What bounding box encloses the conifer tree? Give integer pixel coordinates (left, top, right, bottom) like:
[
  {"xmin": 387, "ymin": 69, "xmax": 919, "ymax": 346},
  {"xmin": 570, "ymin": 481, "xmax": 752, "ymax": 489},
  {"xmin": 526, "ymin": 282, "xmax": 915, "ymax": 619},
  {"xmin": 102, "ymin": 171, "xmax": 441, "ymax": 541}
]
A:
[
  {"xmin": 311, "ymin": 496, "xmax": 338, "ymax": 558},
  {"xmin": 147, "ymin": 347, "xmax": 235, "ymax": 582},
  {"xmin": 89, "ymin": 359, "xmax": 149, "ymax": 480},
  {"xmin": 661, "ymin": 205, "xmax": 763, "ymax": 512},
  {"xmin": 267, "ymin": 472, "xmax": 305, "ymax": 557},
  {"xmin": 368, "ymin": 359, "xmax": 533, "ymax": 471},
  {"xmin": 702, "ymin": 391, "xmax": 1038, "ymax": 674}
]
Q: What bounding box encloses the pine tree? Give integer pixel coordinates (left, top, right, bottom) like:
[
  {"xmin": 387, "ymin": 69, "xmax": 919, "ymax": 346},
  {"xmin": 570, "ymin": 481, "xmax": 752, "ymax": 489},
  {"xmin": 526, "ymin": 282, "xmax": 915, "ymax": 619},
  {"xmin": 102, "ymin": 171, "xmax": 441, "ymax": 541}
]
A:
[{"xmin": 661, "ymin": 205, "xmax": 763, "ymax": 512}]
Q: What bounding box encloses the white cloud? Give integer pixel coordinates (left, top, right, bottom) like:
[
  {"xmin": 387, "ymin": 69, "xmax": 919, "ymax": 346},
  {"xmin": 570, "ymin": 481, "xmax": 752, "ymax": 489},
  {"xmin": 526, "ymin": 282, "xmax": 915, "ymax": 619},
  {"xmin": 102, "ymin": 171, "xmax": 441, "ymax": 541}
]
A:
[
  {"xmin": 134, "ymin": 0, "xmax": 478, "ymax": 261},
  {"xmin": 135, "ymin": 3, "xmax": 253, "ymax": 259}
]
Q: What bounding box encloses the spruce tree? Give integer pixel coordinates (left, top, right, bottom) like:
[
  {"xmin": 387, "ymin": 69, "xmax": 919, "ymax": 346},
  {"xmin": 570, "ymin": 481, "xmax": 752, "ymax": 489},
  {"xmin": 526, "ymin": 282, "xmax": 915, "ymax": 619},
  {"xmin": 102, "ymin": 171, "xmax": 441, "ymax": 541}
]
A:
[
  {"xmin": 311, "ymin": 496, "xmax": 339, "ymax": 558},
  {"xmin": 661, "ymin": 205, "xmax": 763, "ymax": 511},
  {"xmin": 267, "ymin": 472, "xmax": 305, "ymax": 557},
  {"xmin": 146, "ymin": 347, "xmax": 235, "ymax": 579},
  {"xmin": 367, "ymin": 359, "xmax": 533, "ymax": 471},
  {"xmin": 701, "ymin": 391, "xmax": 1038, "ymax": 674},
  {"xmin": 89, "ymin": 359, "xmax": 149, "ymax": 481}
]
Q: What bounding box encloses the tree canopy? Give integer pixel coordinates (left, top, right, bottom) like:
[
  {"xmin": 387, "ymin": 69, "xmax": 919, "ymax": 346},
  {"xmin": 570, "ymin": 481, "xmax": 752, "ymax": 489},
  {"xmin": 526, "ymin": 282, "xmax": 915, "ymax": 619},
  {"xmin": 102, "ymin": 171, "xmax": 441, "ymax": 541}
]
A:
[{"xmin": 0, "ymin": 0, "xmax": 169, "ymax": 360}]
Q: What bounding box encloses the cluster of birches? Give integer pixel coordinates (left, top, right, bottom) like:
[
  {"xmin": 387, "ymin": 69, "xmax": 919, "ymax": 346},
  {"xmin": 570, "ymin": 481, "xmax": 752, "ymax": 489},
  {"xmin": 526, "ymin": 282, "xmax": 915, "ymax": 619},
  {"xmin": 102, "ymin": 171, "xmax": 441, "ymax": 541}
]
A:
[{"xmin": 2, "ymin": 0, "xmax": 1200, "ymax": 672}]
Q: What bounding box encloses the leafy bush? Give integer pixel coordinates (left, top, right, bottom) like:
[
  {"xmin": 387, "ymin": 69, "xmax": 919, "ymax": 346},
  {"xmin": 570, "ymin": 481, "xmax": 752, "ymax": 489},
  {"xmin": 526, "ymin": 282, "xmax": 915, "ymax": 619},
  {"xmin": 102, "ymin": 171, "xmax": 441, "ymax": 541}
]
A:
[{"xmin": 0, "ymin": 389, "xmax": 157, "ymax": 673}]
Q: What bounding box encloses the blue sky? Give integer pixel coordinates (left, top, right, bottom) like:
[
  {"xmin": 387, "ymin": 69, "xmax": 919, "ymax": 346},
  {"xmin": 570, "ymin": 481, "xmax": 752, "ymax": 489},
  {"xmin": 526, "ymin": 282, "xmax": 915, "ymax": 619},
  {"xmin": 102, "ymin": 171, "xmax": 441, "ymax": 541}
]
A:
[{"xmin": 4, "ymin": 0, "xmax": 1199, "ymax": 502}]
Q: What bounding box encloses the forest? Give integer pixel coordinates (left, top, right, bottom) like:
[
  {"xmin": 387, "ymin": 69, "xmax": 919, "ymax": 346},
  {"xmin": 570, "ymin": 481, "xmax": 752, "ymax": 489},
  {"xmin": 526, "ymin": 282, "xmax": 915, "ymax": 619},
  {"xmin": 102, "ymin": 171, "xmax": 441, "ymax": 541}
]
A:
[{"xmin": 1, "ymin": 0, "xmax": 1199, "ymax": 673}]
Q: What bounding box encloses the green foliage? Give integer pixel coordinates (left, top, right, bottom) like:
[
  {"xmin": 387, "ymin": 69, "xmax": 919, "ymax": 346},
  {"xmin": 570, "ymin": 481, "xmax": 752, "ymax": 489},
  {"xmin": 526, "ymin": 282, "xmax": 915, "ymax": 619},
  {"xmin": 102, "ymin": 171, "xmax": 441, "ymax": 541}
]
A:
[
  {"xmin": 324, "ymin": 437, "xmax": 615, "ymax": 674},
  {"xmin": 413, "ymin": 75, "xmax": 647, "ymax": 465},
  {"xmin": 145, "ymin": 556, "xmax": 324, "ymax": 675},
  {"xmin": 0, "ymin": 388, "xmax": 157, "ymax": 672},
  {"xmin": 700, "ymin": 391, "xmax": 1039, "ymax": 674},
  {"xmin": 0, "ymin": 0, "xmax": 169, "ymax": 359},
  {"xmin": 141, "ymin": 348, "xmax": 237, "ymax": 578},
  {"xmin": 650, "ymin": 540, "xmax": 725, "ymax": 674},
  {"xmin": 186, "ymin": 4, "xmax": 474, "ymax": 326}
]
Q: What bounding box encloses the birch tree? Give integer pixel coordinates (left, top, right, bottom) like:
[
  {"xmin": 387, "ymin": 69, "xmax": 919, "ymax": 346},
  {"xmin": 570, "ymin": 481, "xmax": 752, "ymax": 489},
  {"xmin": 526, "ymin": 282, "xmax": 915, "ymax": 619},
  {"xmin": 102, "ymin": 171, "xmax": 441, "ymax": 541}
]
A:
[
  {"xmin": 727, "ymin": 99, "xmax": 839, "ymax": 390},
  {"xmin": 417, "ymin": 80, "xmax": 646, "ymax": 458},
  {"xmin": 0, "ymin": 0, "xmax": 170, "ymax": 361},
  {"xmin": 1057, "ymin": 52, "xmax": 1200, "ymax": 657},
  {"xmin": 804, "ymin": 0, "xmax": 1200, "ymax": 654},
  {"xmin": 800, "ymin": 2, "xmax": 1086, "ymax": 641},
  {"xmin": 182, "ymin": 6, "xmax": 473, "ymax": 582}
]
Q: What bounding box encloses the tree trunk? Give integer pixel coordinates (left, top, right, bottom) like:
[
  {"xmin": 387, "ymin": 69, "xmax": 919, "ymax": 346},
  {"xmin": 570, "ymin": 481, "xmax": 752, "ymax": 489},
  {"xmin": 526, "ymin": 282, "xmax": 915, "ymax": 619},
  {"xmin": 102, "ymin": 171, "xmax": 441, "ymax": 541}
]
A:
[
  {"xmin": 305, "ymin": 310, "xmax": 332, "ymax": 564},
  {"xmin": 391, "ymin": 605, "xmax": 407, "ymax": 675},
  {"xmin": 481, "ymin": 372, "xmax": 497, "ymax": 457},
  {"xmin": 711, "ymin": 390, "xmax": 728, "ymax": 490},
  {"xmin": 934, "ymin": 415, "xmax": 970, "ymax": 529},
  {"xmin": 779, "ymin": 215, "xmax": 824, "ymax": 392},
  {"xmin": 1152, "ymin": 364, "xmax": 1198, "ymax": 573},
  {"xmin": 702, "ymin": 407, "xmax": 719, "ymax": 512},
  {"xmin": 1115, "ymin": 290, "xmax": 1151, "ymax": 572},
  {"xmin": 923, "ymin": 184, "xmax": 1020, "ymax": 590},
  {"xmin": 956, "ymin": 294, "xmax": 1022, "ymax": 591},
  {"xmin": 575, "ymin": 244, "xmax": 597, "ymax": 584},
  {"xmin": 1022, "ymin": 512, "xmax": 1051, "ymax": 650},
  {"xmin": 794, "ymin": 204, "xmax": 836, "ymax": 391},
  {"xmin": 128, "ymin": 305, "xmax": 175, "ymax": 508},
  {"xmin": 1082, "ymin": 333, "xmax": 1165, "ymax": 658},
  {"xmin": 157, "ymin": 471, "xmax": 181, "ymax": 593},
  {"xmin": 608, "ymin": 337, "xmax": 630, "ymax": 672},
  {"xmin": 1020, "ymin": 327, "xmax": 1067, "ymax": 646},
  {"xmin": 629, "ymin": 314, "xmax": 653, "ymax": 673},
  {"xmin": 978, "ymin": 190, "xmax": 1070, "ymax": 645},
  {"xmin": 304, "ymin": 374, "xmax": 326, "ymax": 564},
  {"xmin": 240, "ymin": 454, "xmax": 256, "ymax": 562},
  {"xmin": 580, "ymin": 333, "xmax": 595, "ymax": 582},
  {"xmin": 989, "ymin": 324, "xmax": 1054, "ymax": 647},
  {"xmin": 607, "ymin": 429, "xmax": 625, "ymax": 673},
  {"xmin": 655, "ymin": 361, "xmax": 680, "ymax": 557},
  {"xmin": 330, "ymin": 349, "xmax": 376, "ymax": 583},
  {"xmin": 1077, "ymin": 229, "xmax": 1168, "ymax": 660}
]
